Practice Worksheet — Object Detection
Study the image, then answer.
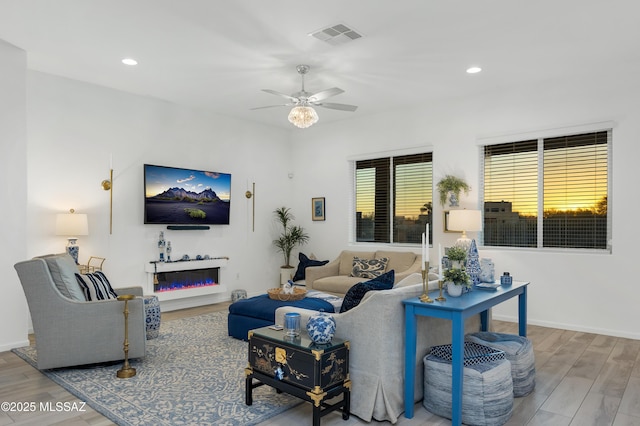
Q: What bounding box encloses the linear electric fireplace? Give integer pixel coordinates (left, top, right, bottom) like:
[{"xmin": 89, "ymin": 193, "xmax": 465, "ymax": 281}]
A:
[{"xmin": 154, "ymin": 267, "xmax": 220, "ymax": 293}]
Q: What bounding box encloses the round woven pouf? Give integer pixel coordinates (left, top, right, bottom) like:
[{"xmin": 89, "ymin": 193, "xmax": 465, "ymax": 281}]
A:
[
  {"xmin": 466, "ymin": 332, "xmax": 535, "ymax": 397},
  {"xmin": 423, "ymin": 343, "xmax": 513, "ymax": 426},
  {"xmin": 143, "ymin": 295, "xmax": 161, "ymax": 340}
]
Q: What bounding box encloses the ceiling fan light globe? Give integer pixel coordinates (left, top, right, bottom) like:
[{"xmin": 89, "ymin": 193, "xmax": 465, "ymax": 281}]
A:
[{"xmin": 288, "ymin": 106, "xmax": 319, "ymax": 128}]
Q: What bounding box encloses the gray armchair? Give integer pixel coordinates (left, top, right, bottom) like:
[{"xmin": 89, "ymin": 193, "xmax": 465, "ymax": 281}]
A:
[{"xmin": 14, "ymin": 255, "xmax": 146, "ymax": 369}]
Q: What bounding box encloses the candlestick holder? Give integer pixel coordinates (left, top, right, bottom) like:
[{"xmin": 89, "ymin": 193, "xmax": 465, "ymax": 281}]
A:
[
  {"xmin": 436, "ymin": 279, "xmax": 447, "ymax": 302},
  {"xmin": 419, "ymin": 261, "xmax": 434, "ymax": 303},
  {"xmin": 116, "ymin": 294, "xmax": 137, "ymax": 378}
]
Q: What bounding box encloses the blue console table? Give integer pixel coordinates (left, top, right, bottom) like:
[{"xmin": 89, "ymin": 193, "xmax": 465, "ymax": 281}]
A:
[{"xmin": 403, "ymin": 280, "xmax": 529, "ymax": 425}]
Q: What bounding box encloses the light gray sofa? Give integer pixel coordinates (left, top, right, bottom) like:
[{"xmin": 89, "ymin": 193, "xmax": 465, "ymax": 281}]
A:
[
  {"xmin": 305, "ymin": 250, "xmax": 422, "ymax": 296},
  {"xmin": 14, "ymin": 254, "xmax": 146, "ymax": 369},
  {"xmin": 275, "ymin": 272, "xmax": 485, "ymax": 423}
]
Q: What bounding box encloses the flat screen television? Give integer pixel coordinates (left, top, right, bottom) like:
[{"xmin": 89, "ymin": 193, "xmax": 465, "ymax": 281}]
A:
[{"xmin": 144, "ymin": 164, "xmax": 231, "ymax": 225}]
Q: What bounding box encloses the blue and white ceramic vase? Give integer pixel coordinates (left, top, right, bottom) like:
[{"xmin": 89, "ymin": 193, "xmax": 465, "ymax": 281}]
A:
[
  {"xmin": 143, "ymin": 295, "xmax": 161, "ymax": 339},
  {"xmin": 157, "ymin": 231, "xmax": 166, "ymax": 262},
  {"xmin": 306, "ymin": 311, "xmax": 336, "ymax": 344},
  {"xmin": 467, "ymin": 239, "xmax": 481, "ymax": 286}
]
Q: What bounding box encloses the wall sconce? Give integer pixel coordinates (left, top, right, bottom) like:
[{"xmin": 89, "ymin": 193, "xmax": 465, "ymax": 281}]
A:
[
  {"xmin": 102, "ymin": 168, "xmax": 113, "ymax": 234},
  {"xmin": 56, "ymin": 209, "xmax": 89, "ymax": 264},
  {"xmin": 245, "ymin": 182, "xmax": 255, "ymax": 232}
]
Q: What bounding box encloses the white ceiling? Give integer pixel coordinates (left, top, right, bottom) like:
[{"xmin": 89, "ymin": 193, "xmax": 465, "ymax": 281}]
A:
[{"xmin": 1, "ymin": 0, "xmax": 639, "ymax": 129}]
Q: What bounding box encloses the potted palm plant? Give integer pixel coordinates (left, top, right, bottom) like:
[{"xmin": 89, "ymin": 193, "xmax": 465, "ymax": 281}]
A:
[
  {"xmin": 436, "ymin": 174, "xmax": 470, "ymax": 207},
  {"xmin": 273, "ymin": 207, "xmax": 309, "ymax": 285}
]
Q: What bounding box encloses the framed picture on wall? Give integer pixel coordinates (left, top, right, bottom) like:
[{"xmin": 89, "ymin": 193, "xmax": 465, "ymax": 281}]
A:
[
  {"xmin": 443, "ymin": 211, "xmax": 462, "ymax": 233},
  {"xmin": 312, "ymin": 197, "xmax": 325, "ymax": 221}
]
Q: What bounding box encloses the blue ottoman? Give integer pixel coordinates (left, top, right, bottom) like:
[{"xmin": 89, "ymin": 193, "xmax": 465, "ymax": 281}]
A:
[
  {"xmin": 227, "ymin": 294, "xmax": 334, "ymax": 341},
  {"xmin": 466, "ymin": 332, "xmax": 536, "ymax": 397}
]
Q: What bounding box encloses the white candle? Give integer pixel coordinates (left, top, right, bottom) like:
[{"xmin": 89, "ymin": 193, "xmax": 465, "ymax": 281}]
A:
[
  {"xmin": 421, "ymin": 233, "xmax": 426, "ymax": 270},
  {"xmin": 109, "ymin": 154, "xmax": 113, "ymax": 170},
  {"xmin": 425, "ymin": 224, "xmax": 430, "ymax": 262},
  {"xmin": 438, "ymin": 244, "xmax": 443, "ymax": 276}
]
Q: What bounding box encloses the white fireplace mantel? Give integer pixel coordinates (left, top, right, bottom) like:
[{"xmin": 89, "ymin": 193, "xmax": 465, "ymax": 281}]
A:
[
  {"xmin": 143, "ymin": 257, "xmax": 229, "ymax": 306},
  {"xmin": 144, "ymin": 257, "xmax": 229, "ymax": 274}
]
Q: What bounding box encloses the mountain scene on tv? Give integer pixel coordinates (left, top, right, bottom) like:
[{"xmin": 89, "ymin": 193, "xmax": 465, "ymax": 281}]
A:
[{"xmin": 144, "ymin": 165, "xmax": 231, "ymax": 225}]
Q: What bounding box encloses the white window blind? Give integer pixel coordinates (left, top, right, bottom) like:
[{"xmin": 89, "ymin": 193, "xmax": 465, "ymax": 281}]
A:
[
  {"xmin": 482, "ymin": 129, "xmax": 610, "ymax": 250},
  {"xmin": 394, "ymin": 153, "xmax": 433, "ymax": 244},
  {"xmin": 355, "ymin": 152, "xmax": 432, "ymax": 244},
  {"xmin": 542, "ymin": 132, "xmax": 608, "ymax": 249},
  {"xmin": 483, "ymin": 140, "xmax": 538, "ymax": 247},
  {"xmin": 355, "ymin": 158, "xmax": 390, "ymax": 243}
]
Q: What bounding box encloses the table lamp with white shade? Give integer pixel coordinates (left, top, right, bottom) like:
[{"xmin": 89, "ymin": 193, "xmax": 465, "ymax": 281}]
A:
[
  {"xmin": 56, "ymin": 209, "xmax": 88, "ymax": 264},
  {"xmin": 447, "ymin": 209, "xmax": 482, "ymax": 251}
]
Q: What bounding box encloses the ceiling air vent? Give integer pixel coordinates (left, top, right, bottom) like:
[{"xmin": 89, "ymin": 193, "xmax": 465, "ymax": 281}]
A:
[{"xmin": 310, "ymin": 23, "xmax": 363, "ymax": 46}]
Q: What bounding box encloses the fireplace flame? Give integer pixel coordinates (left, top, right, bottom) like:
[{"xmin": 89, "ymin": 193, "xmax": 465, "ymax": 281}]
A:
[{"xmin": 154, "ymin": 267, "xmax": 220, "ymax": 293}]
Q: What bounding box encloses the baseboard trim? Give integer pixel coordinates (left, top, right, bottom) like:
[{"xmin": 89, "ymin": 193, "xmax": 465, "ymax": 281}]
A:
[
  {"xmin": 492, "ymin": 314, "xmax": 640, "ymax": 340},
  {"xmin": 1, "ymin": 339, "xmax": 30, "ymax": 352}
]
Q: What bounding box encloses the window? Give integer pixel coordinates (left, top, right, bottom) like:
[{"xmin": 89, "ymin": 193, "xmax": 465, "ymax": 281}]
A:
[
  {"xmin": 482, "ymin": 130, "xmax": 610, "ymax": 250},
  {"xmin": 355, "ymin": 153, "xmax": 432, "ymax": 244}
]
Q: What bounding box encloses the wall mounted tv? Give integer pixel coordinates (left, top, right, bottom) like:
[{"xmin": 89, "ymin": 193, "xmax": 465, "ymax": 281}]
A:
[{"xmin": 144, "ymin": 164, "xmax": 231, "ymax": 225}]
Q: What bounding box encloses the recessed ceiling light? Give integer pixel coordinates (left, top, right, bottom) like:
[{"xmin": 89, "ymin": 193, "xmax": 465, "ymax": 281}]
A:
[
  {"xmin": 466, "ymin": 66, "xmax": 482, "ymax": 74},
  {"xmin": 121, "ymin": 58, "xmax": 138, "ymax": 66}
]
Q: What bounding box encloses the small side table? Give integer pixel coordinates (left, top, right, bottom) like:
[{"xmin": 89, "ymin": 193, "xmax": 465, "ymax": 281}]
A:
[
  {"xmin": 246, "ymin": 327, "xmax": 350, "ymax": 426},
  {"xmin": 403, "ymin": 280, "xmax": 529, "ymax": 425},
  {"xmin": 143, "ymin": 295, "xmax": 161, "ymax": 339},
  {"xmin": 78, "ymin": 256, "xmax": 106, "ymax": 274}
]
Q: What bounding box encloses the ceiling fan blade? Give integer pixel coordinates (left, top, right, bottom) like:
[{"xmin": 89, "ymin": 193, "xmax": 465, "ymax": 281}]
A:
[
  {"xmin": 250, "ymin": 104, "xmax": 294, "ymax": 110},
  {"xmin": 262, "ymin": 89, "xmax": 298, "ymax": 102},
  {"xmin": 307, "ymin": 87, "xmax": 344, "ymax": 102},
  {"xmin": 314, "ymin": 102, "xmax": 358, "ymax": 112}
]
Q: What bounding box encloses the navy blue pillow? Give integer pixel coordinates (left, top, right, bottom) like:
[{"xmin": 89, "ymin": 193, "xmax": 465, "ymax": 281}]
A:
[
  {"xmin": 339, "ymin": 270, "xmax": 395, "ymax": 313},
  {"xmin": 293, "ymin": 253, "xmax": 329, "ymax": 281}
]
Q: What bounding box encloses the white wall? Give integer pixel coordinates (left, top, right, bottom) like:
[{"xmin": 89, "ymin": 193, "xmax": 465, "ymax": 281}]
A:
[
  {"xmin": 2, "ymin": 53, "xmax": 638, "ymax": 351},
  {"xmin": 24, "ymin": 71, "xmax": 293, "ymax": 310},
  {"xmin": 290, "ymin": 71, "xmax": 639, "ymax": 340},
  {"xmin": 0, "ymin": 40, "xmax": 29, "ymax": 350}
]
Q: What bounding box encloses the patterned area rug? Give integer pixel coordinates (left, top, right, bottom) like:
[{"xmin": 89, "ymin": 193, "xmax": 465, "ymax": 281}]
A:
[{"xmin": 12, "ymin": 311, "xmax": 301, "ymax": 425}]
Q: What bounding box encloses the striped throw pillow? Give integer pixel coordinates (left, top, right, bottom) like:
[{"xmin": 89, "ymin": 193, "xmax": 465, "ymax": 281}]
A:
[{"xmin": 75, "ymin": 271, "xmax": 118, "ymax": 301}]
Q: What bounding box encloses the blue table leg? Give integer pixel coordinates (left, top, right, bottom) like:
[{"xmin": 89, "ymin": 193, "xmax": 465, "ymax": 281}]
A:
[
  {"xmin": 519, "ymin": 286, "xmax": 527, "ymax": 337},
  {"xmin": 451, "ymin": 314, "xmax": 465, "ymax": 425},
  {"xmin": 404, "ymin": 305, "xmax": 417, "ymax": 418},
  {"xmin": 480, "ymin": 309, "xmax": 489, "ymax": 331}
]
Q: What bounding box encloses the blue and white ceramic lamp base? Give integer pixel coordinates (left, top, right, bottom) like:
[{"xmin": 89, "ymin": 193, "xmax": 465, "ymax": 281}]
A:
[{"xmin": 66, "ymin": 239, "xmax": 80, "ymax": 264}]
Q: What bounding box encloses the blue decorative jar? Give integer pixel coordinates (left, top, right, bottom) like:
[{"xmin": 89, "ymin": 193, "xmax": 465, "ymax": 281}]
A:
[
  {"xmin": 306, "ymin": 311, "xmax": 336, "ymax": 344},
  {"xmin": 500, "ymin": 272, "xmax": 513, "ymax": 286}
]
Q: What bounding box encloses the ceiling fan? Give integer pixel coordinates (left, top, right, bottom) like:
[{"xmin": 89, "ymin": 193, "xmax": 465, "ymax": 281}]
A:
[{"xmin": 252, "ymin": 64, "xmax": 357, "ymax": 128}]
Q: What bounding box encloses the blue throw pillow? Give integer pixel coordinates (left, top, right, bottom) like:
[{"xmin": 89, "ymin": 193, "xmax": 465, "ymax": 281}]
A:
[
  {"xmin": 339, "ymin": 270, "xmax": 395, "ymax": 313},
  {"xmin": 293, "ymin": 253, "xmax": 329, "ymax": 281}
]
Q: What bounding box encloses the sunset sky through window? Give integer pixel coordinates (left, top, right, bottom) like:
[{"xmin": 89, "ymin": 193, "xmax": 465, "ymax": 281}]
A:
[{"xmin": 357, "ymin": 142, "xmax": 606, "ymax": 220}]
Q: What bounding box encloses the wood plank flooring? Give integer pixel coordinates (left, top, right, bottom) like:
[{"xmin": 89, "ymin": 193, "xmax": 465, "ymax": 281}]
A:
[{"xmin": 0, "ymin": 302, "xmax": 638, "ymax": 425}]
